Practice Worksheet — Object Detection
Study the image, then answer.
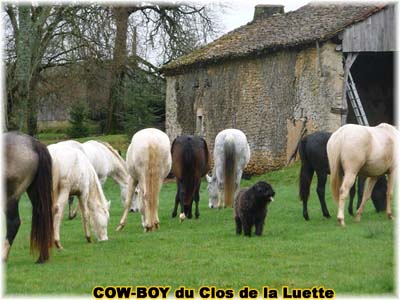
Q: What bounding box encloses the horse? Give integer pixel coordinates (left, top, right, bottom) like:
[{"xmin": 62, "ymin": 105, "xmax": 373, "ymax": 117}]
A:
[
  {"xmin": 206, "ymin": 129, "xmax": 251, "ymax": 208},
  {"xmin": 116, "ymin": 128, "xmax": 172, "ymax": 232},
  {"xmin": 55, "ymin": 140, "xmax": 138, "ymax": 219},
  {"xmin": 48, "ymin": 143, "xmax": 110, "ymax": 248},
  {"xmin": 327, "ymin": 123, "xmax": 398, "ymax": 226},
  {"xmin": 298, "ymin": 131, "xmax": 387, "ymax": 220},
  {"xmin": 171, "ymin": 135, "xmax": 211, "ymax": 222},
  {"xmin": 4, "ymin": 132, "xmax": 54, "ymax": 263}
]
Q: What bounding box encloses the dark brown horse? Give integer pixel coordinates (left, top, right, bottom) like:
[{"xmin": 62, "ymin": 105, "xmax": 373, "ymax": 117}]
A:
[
  {"xmin": 171, "ymin": 135, "xmax": 211, "ymax": 222},
  {"xmin": 4, "ymin": 132, "xmax": 54, "ymax": 263}
]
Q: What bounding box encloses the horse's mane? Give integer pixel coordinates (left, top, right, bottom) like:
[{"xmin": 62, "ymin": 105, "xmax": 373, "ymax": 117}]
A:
[{"xmin": 98, "ymin": 141, "xmax": 128, "ymax": 171}]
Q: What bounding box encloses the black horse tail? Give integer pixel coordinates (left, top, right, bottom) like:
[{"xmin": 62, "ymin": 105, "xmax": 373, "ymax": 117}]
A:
[
  {"xmin": 298, "ymin": 137, "xmax": 313, "ymax": 203},
  {"xmin": 223, "ymin": 136, "xmax": 236, "ymax": 208},
  {"xmin": 26, "ymin": 139, "xmax": 54, "ymax": 263},
  {"xmin": 182, "ymin": 138, "xmax": 196, "ymax": 209}
]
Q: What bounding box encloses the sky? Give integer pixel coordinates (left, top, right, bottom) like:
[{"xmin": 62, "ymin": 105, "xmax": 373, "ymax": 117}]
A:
[{"xmin": 219, "ymin": 1, "xmax": 309, "ymax": 34}]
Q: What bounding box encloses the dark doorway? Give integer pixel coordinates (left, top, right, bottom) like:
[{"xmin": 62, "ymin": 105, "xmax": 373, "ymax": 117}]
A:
[{"xmin": 347, "ymin": 52, "xmax": 395, "ymax": 126}]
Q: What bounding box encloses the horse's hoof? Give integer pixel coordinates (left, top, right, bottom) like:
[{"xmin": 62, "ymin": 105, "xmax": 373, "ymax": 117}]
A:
[
  {"xmin": 55, "ymin": 240, "xmax": 63, "ymax": 249},
  {"xmin": 116, "ymin": 224, "xmax": 125, "ymax": 232},
  {"xmin": 323, "ymin": 214, "xmax": 331, "ymax": 219},
  {"xmin": 68, "ymin": 213, "xmax": 77, "ymax": 220},
  {"xmin": 154, "ymin": 222, "xmax": 160, "ymax": 229},
  {"xmin": 387, "ymin": 213, "xmax": 394, "ymax": 220},
  {"xmin": 303, "ymin": 214, "xmax": 310, "ymax": 221},
  {"xmin": 337, "ymin": 218, "xmax": 345, "ymax": 227},
  {"xmin": 179, "ymin": 213, "xmax": 186, "ymax": 223},
  {"xmin": 355, "ymin": 214, "xmax": 361, "ymax": 222},
  {"xmin": 86, "ymin": 236, "xmax": 92, "ymax": 243},
  {"xmin": 172, "ymin": 212, "xmax": 177, "ymax": 218},
  {"xmin": 195, "ymin": 214, "xmax": 199, "ymax": 219}
]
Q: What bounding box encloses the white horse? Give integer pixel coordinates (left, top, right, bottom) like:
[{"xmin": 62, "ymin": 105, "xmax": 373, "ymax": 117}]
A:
[
  {"xmin": 206, "ymin": 129, "xmax": 251, "ymax": 208},
  {"xmin": 48, "ymin": 144, "xmax": 110, "ymax": 249},
  {"xmin": 327, "ymin": 123, "xmax": 398, "ymax": 226},
  {"xmin": 56, "ymin": 140, "xmax": 139, "ymax": 218},
  {"xmin": 116, "ymin": 128, "xmax": 172, "ymax": 232}
]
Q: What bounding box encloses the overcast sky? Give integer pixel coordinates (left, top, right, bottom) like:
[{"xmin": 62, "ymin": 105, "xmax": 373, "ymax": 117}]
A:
[{"xmin": 218, "ymin": 0, "xmax": 309, "ymax": 35}]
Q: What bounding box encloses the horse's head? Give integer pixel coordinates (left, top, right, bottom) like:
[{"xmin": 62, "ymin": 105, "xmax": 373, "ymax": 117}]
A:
[
  {"xmin": 93, "ymin": 199, "xmax": 110, "ymax": 242},
  {"xmin": 206, "ymin": 174, "xmax": 218, "ymax": 208}
]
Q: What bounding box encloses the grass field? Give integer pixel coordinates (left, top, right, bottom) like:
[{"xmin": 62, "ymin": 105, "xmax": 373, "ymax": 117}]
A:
[{"xmin": 5, "ymin": 151, "xmax": 395, "ymax": 298}]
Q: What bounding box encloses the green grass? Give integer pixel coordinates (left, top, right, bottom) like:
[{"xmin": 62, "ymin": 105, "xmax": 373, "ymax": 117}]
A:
[{"xmin": 5, "ymin": 162, "xmax": 394, "ymax": 297}]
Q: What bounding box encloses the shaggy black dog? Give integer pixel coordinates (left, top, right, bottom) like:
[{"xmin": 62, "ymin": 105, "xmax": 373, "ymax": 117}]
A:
[{"xmin": 234, "ymin": 181, "xmax": 275, "ymax": 237}]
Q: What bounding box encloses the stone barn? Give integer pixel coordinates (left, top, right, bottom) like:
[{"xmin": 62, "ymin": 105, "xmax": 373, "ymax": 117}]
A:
[{"xmin": 162, "ymin": 3, "xmax": 396, "ymax": 174}]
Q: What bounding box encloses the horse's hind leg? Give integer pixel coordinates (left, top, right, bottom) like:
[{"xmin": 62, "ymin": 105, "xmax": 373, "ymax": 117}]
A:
[
  {"xmin": 4, "ymin": 199, "xmax": 21, "ymax": 261},
  {"xmin": 300, "ymin": 164, "xmax": 314, "ymax": 221},
  {"xmin": 316, "ymin": 172, "xmax": 330, "ymax": 218},
  {"xmin": 117, "ymin": 177, "xmax": 137, "ymax": 231},
  {"xmin": 54, "ymin": 188, "xmax": 69, "ymax": 249},
  {"xmin": 348, "ymin": 180, "xmax": 356, "ymax": 216},
  {"xmin": 194, "ymin": 182, "xmax": 201, "ymax": 219},
  {"xmin": 78, "ymin": 194, "xmax": 91, "ymax": 243},
  {"xmin": 355, "ymin": 177, "xmax": 378, "ymax": 222},
  {"xmin": 171, "ymin": 181, "xmax": 180, "ymax": 218},
  {"xmin": 385, "ymin": 172, "xmax": 395, "ymax": 219},
  {"xmin": 337, "ymin": 173, "xmax": 357, "ymax": 226},
  {"xmin": 68, "ymin": 196, "xmax": 78, "ymax": 220}
]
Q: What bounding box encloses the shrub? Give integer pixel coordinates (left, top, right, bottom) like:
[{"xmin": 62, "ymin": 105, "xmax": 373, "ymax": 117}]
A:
[{"xmin": 67, "ymin": 99, "xmax": 89, "ymax": 138}]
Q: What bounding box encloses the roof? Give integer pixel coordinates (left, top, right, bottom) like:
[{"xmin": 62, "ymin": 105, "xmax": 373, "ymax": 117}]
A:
[{"xmin": 162, "ymin": 3, "xmax": 385, "ymax": 75}]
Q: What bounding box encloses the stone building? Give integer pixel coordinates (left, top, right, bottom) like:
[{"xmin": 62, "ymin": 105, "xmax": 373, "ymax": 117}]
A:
[{"xmin": 162, "ymin": 3, "xmax": 395, "ymax": 174}]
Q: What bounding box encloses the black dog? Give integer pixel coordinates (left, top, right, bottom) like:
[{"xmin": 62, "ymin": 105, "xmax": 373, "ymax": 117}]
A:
[{"xmin": 234, "ymin": 181, "xmax": 275, "ymax": 237}]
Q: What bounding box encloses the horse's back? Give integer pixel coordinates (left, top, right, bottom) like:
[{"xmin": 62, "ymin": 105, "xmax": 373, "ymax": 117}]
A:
[{"xmin": 48, "ymin": 144, "xmax": 93, "ymax": 194}]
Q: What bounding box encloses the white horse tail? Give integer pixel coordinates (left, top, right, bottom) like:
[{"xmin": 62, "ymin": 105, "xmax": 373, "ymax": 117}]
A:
[
  {"xmin": 146, "ymin": 143, "xmax": 160, "ymax": 226},
  {"xmin": 224, "ymin": 135, "xmax": 236, "ymax": 207},
  {"xmin": 327, "ymin": 134, "xmax": 342, "ymax": 204}
]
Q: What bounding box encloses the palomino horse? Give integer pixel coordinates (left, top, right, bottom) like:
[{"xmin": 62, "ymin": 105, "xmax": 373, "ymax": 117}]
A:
[
  {"xmin": 171, "ymin": 135, "xmax": 211, "ymax": 222},
  {"xmin": 57, "ymin": 140, "xmax": 137, "ymax": 219},
  {"xmin": 327, "ymin": 123, "xmax": 398, "ymax": 226},
  {"xmin": 48, "ymin": 144, "xmax": 110, "ymax": 248},
  {"xmin": 206, "ymin": 129, "xmax": 251, "ymax": 208},
  {"xmin": 298, "ymin": 131, "xmax": 386, "ymax": 221},
  {"xmin": 4, "ymin": 132, "xmax": 54, "ymax": 263},
  {"xmin": 116, "ymin": 128, "xmax": 171, "ymax": 232}
]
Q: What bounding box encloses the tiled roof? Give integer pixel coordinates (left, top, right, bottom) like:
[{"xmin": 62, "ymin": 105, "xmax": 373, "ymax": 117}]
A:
[{"xmin": 162, "ymin": 3, "xmax": 384, "ymax": 74}]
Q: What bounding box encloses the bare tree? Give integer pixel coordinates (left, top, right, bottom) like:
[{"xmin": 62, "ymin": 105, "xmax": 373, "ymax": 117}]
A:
[{"xmin": 104, "ymin": 4, "xmax": 221, "ymax": 133}]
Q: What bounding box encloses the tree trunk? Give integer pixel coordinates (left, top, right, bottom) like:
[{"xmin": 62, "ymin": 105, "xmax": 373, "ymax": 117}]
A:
[
  {"xmin": 105, "ymin": 7, "xmax": 130, "ymax": 134},
  {"xmin": 27, "ymin": 71, "xmax": 40, "ymax": 136},
  {"xmin": 11, "ymin": 6, "xmax": 32, "ymax": 132}
]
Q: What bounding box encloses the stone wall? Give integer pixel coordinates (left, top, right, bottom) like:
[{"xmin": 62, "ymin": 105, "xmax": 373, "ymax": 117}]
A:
[{"xmin": 165, "ymin": 40, "xmax": 343, "ymax": 174}]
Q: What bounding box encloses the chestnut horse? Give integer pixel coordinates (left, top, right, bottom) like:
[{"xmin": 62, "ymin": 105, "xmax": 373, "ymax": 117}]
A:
[
  {"xmin": 327, "ymin": 123, "xmax": 398, "ymax": 226},
  {"xmin": 171, "ymin": 135, "xmax": 211, "ymax": 222},
  {"xmin": 4, "ymin": 132, "xmax": 54, "ymax": 263}
]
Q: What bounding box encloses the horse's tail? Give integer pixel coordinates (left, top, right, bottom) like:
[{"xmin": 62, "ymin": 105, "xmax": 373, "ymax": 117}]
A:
[
  {"xmin": 146, "ymin": 143, "xmax": 160, "ymax": 226},
  {"xmin": 298, "ymin": 137, "xmax": 313, "ymax": 203},
  {"xmin": 327, "ymin": 135, "xmax": 342, "ymax": 204},
  {"xmin": 26, "ymin": 139, "xmax": 54, "ymax": 263},
  {"xmin": 182, "ymin": 138, "xmax": 196, "ymax": 207},
  {"xmin": 223, "ymin": 135, "xmax": 236, "ymax": 207}
]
